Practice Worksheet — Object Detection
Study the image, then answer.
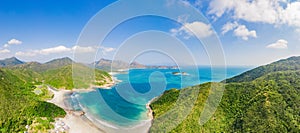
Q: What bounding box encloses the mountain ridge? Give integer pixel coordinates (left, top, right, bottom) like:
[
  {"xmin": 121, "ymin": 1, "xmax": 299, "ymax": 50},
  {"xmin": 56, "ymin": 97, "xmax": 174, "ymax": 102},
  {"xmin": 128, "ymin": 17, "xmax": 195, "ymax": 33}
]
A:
[
  {"xmin": 150, "ymin": 56, "xmax": 300, "ymax": 132},
  {"xmin": 1, "ymin": 57, "xmax": 178, "ymax": 71},
  {"xmin": 225, "ymin": 56, "xmax": 300, "ymax": 83},
  {"xmin": 93, "ymin": 58, "xmax": 178, "ymax": 71},
  {"xmin": 0, "ymin": 57, "xmax": 24, "ymax": 67}
]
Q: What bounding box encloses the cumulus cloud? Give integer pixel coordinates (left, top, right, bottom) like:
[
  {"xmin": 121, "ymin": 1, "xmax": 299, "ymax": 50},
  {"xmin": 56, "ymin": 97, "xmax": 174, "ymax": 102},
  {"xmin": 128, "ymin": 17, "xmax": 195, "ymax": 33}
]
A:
[
  {"xmin": 99, "ymin": 46, "xmax": 116, "ymax": 55},
  {"xmin": 208, "ymin": 0, "xmax": 300, "ymax": 29},
  {"xmin": 100, "ymin": 46, "xmax": 115, "ymax": 52},
  {"xmin": 166, "ymin": 0, "xmax": 191, "ymax": 7},
  {"xmin": 171, "ymin": 21, "xmax": 213, "ymax": 39},
  {"xmin": 42, "ymin": 45, "xmax": 71, "ymax": 54},
  {"xmin": 222, "ymin": 21, "xmax": 239, "ymax": 34},
  {"xmin": 73, "ymin": 45, "xmax": 96, "ymax": 53},
  {"xmin": 234, "ymin": 25, "xmax": 257, "ymax": 40},
  {"xmin": 8, "ymin": 39, "xmax": 22, "ymax": 45},
  {"xmin": 281, "ymin": 2, "xmax": 300, "ymax": 28},
  {"xmin": 266, "ymin": 39, "xmax": 288, "ymax": 49},
  {"xmin": 177, "ymin": 15, "xmax": 190, "ymax": 23},
  {"xmin": 0, "ymin": 49, "xmax": 10, "ymax": 54},
  {"xmin": 4, "ymin": 39, "xmax": 22, "ymax": 48},
  {"xmin": 222, "ymin": 22, "xmax": 257, "ymax": 40},
  {"xmin": 16, "ymin": 45, "xmax": 98, "ymax": 57},
  {"xmin": 16, "ymin": 45, "xmax": 115, "ymax": 57},
  {"xmin": 16, "ymin": 45, "xmax": 71, "ymax": 57}
]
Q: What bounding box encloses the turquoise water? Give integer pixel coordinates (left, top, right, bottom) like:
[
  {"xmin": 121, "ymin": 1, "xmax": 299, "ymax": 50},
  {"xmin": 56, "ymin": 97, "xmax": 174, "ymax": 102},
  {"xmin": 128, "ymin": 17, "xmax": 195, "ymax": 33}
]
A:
[{"xmin": 71, "ymin": 67, "xmax": 251, "ymax": 127}]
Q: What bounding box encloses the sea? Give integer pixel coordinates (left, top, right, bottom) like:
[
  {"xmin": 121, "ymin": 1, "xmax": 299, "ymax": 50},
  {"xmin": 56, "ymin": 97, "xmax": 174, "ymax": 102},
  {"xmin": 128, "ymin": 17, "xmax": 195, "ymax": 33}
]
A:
[{"xmin": 67, "ymin": 67, "xmax": 251, "ymax": 128}]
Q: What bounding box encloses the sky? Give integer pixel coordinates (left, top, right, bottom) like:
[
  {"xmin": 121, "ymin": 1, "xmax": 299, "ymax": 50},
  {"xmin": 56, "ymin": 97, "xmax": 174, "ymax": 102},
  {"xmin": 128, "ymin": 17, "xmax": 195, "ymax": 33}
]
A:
[{"xmin": 0, "ymin": 0, "xmax": 299, "ymax": 66}]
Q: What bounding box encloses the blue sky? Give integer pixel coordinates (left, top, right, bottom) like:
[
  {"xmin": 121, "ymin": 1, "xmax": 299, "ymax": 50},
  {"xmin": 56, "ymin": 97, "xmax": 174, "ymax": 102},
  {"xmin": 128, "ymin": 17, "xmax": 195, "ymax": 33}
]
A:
[{"xmin": 0, "ymin": 0, "xmax": 299, "ymax": 66}]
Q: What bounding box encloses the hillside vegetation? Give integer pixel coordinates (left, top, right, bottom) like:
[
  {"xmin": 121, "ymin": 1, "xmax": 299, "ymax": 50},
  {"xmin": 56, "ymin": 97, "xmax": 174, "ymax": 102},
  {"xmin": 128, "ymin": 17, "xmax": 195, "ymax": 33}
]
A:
[
  {"xmin": 0, "ymin": 57, "xmax": 112, "ymax": 132},
  {"xmin": 226, "ymin": 56, "xmax": 300, "ymax": 83},
  {"xmin": 0, "ymin": 69, "xmax": 66, "ymax": 132},
  {"xmin": 150, "ymin": 56, "xmax": 300, "ymax": 132},
  {"xmin": 7, "ymin": 57, "xmax": 112, "ymax": 89}
]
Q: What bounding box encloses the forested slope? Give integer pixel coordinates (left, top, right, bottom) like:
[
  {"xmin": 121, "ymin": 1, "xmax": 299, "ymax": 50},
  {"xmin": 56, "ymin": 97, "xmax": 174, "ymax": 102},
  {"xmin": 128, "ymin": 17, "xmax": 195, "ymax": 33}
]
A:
[{"xmin": 150, "ymin": 56, "xmax": 300, "ymax": 132}]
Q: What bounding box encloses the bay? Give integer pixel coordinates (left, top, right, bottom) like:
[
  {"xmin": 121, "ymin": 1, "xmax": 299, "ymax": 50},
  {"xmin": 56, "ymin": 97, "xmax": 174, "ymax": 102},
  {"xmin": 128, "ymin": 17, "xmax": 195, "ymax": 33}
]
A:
[{"xmin": 71, "ymin": 67, "xmax": 251, "ymax": 127}]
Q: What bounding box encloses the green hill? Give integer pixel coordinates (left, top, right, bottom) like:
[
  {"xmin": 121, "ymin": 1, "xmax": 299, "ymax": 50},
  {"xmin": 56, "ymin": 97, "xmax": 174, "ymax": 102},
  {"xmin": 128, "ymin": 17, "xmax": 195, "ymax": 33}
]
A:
[
  {"xmin": 226, "ymin": 56, "xmax": 300, "ymax": 83},
  {"xmin": 150, "ymin": 56, "xmax": 300, "ymax": 132},
  {"xmin": 0, "ymin": 69, "xmax": 66, "ymax": 132},
  {"xmin": 42, "ymin": 63, "xmax": 111, "ymax": 89},
  {"xmin": 7, "ymin": 57, "xmax": 112, "ymax": 90},
  {"xmin": 0, "ymin": 57, "xmax": 112, "ymax": 132}
]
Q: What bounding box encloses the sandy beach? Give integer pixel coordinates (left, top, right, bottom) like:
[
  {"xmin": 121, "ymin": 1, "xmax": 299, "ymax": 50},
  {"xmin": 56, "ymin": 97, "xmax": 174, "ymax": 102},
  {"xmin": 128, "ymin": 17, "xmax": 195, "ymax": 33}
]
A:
[
  {"xmin": 47, "ymin": 74, "xmax": 153, "ymax": 133},
  {"xmin": 47, "ymin": 87, "xmax": 103, "ymax": 133}
]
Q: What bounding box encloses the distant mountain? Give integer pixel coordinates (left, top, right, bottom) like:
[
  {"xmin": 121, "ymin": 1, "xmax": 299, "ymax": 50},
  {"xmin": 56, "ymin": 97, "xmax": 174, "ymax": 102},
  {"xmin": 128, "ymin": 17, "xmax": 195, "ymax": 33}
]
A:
[
  {"xmin": 94, "ymin": 59, "xmax": 146, "ymax": 71},
  {"xmin": 0, "ymin": 57, "xmax": 24, "ymax": 67},
  {"xmin": 44, "ymin": 57, "xmax": 73, "ymax": 67},
  {"xmin": 226, "ymin": 56, "xmax": 300, "ymax": 83},
  {"xmin": 130, "ymin": 61, "xmax": 147, "ymax": 69},
  {"xmin": 10, "ymin": 57, "xmax": 74, "ymax": 73},
  {"xmin": 150, "ymin": 56, "xmax": 300, "ymax": 132},
  {"xmin": 94, "ymin": 58, "xmax": 177, "ymax": 71}
]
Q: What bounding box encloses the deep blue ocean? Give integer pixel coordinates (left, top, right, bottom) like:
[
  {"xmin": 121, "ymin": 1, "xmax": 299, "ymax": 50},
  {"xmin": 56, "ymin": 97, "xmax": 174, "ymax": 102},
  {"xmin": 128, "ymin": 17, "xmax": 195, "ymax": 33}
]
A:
[{"xmin": 71, "ymin": 67, "xmax": 251, "ymax": 127}]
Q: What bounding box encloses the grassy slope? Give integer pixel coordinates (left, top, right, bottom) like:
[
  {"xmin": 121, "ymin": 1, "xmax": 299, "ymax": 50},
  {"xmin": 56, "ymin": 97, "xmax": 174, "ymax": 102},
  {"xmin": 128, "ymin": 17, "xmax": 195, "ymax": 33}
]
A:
[
  {"xmin": 226, "ymin": 56, "xmax": 300, "ymax": 83},
  {"xmin": 0, "ymin": 69, "xmax": 66, "ymax": 132},
  {"xmin": 43, "ymin": 64, "xmax": 111, "ymax": 89},
  {"xmin": 8, "ymin": 61, "xmax": 112, "ymax": 90},
  {"xmin": 0, "ymin": 58, "xmax": 112, "ymax": 132},
  {"xmin": 150, "ymin": 57, "xmax": 300, "ymax": 132}
]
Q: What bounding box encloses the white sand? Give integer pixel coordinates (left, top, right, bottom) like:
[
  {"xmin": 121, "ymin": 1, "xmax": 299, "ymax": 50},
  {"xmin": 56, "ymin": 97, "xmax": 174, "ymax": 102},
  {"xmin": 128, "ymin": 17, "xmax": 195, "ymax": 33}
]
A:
[
  {"xmin": 62, "ymin": 114, "xmax": 103, "ymax": 133},
  {"xmin": 47, "ymin": 87, "xmax": 104, "ymax": 133},
  {"xmin": 47, "ymin": 80, "xmax": 153, "ymax": 133}
]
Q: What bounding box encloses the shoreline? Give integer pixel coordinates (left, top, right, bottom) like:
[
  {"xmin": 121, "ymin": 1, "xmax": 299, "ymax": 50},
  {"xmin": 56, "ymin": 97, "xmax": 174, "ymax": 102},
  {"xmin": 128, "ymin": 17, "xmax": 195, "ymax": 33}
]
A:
[
  {"xmin": 47, "ymin": 88, "xmax": 104, "ymax": 133},
  {"xmin": 46, "ymin": 73, "xmax": 118, "ymax": 133},
  {"xmin": 47, "ymin": 73, "xmax": 152, "ymax": 133},
  {"xmin": 146, "ymin": 97, "xmax": 157, "ymax": 120}
]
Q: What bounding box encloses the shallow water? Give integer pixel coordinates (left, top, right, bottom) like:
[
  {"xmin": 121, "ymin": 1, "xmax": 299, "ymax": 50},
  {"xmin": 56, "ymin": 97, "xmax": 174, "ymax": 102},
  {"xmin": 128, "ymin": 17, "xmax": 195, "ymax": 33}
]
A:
[{"xmin": 72, "ymin": 67, "xmax": 251, "ymax": 127}]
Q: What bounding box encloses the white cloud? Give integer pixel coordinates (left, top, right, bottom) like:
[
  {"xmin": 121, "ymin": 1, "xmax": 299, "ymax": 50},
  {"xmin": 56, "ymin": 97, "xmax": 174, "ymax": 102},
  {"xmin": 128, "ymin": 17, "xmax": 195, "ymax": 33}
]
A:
[
  {"xmin": 16, "ymin": 45, "xmax": 71, "ymax": 57},
  {"xmin": 16, "ymin": 45, "xmax": 98, "ymax": 57},
  {"xmin": 208, "ymin": 0, "xmax": 300, "ymax": 29},
  {"xmin": 0, "ymin": 49, "xmax": 10, "ymax": 54},
  {"xmin": 166, "ymin": 0, "xmax": 191, "ymax": 7},
  {"xmin": 181, "ymin": 0, "xmax": 191, "ymax": 7},
  {"xmin": 41, "ymin": 45, "xmax": 71, "ymax": 55},
  {"xmin": 208, "ymin": 0, "xmax": 236, "ymax": 18},
  {"xmin": 8, "ymin": 39, "xmax": 22, "ymax": 45},
  {"xmin": 281, "ymin": 2, "xmax": 300, "ymax": 28},
  {"xmin": 222, "ymin": 22, "xmax": 257, "ymax": 40},
  {"xmin": 222, "ymin": 21, "xmax": 239, "ymax": 34},
  {"xmin": 266, "ymin": 39, "xmax": 288, "ymax": 49},
  {"xmin": 72, "ymin": 45, "xmax": 95, "ymax": 53},
  {"xmin": 171, "ymin": 21, "xmax": 213, "ymax": 39},
  {"xmin": 177, "ymin": 15, "xmax": 189, "ymax": 23},
  {"xmin": 15, "ymin": 51, "xmax": 37, "ymax": 57},
  {"xmin": 233, "ymin": 25, "xmax": 257, "ymax": 40},
  {"xmin": 100, "ymin": 46, "xmax": 115, "ymax": 52},
  {"xmin": 99, "ymin": 46, "xmax": 116, "ymax": 55},
  {"xmin": 3, "ymin": 38, "xmax": 22, "ymax": 48}
]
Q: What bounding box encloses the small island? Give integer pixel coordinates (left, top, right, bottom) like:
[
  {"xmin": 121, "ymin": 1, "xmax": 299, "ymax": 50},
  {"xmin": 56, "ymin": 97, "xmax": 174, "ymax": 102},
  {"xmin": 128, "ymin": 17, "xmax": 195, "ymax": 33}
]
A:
[{"xmin": 172, "ymin": 72, "xmax": 189, "ymax": 76}]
